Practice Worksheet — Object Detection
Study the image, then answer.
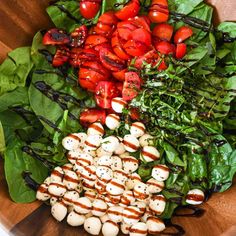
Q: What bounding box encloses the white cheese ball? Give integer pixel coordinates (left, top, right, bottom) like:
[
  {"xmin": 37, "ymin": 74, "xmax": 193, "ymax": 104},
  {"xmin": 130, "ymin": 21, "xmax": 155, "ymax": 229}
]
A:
[
  {"xmin": 80, "ymin": 165, "xmax": 96, "ymax": 182},
  {"xmin": 87, "ymin": 122, "xmax": 104, "ymax": 136},
  {"xmin": 84, "ymin": 190, "xmax": 97, "ymax": 202},
  {"xmin": 121, "ymin": 222, "xmax": 131, "ymax": 234},
  {"xmin": 63, "ymin": 170, "xmax": 79, "ymax": 190},
  {"xmin": 51, "ymin": 167, "xmax": 64, "ymax": 183},
  {"xmin": 146, "ymin": 178, "xmax": 165, "ymax": 194},
  {"xmin": 126, "ymin": 173, "xmax": 142, "ymax": 190},
  {"xmin": 84, "ymin": 135, "xmax": 102, "ymax": 150},
  {"xmin": 61, "ymin": 163, "xmax": 73, "ymax": 173},
  {"xmin": 113, "ymin": 169, "xmax": 129, "ymax": 183},
  {"xmin": 107, "ymin": 206, "xmax": 124, "ymax": 222},
  {"xmin": 100, "ymin": 214, "xmax": 110, "ymax": 223},
  {"xmin": 43, "ymin": 177, "xmax": 51, "ymax": 185},
  {"xmin": 133, "ymin": 182, "xmax": 149, "ymax": 200},
  {"xmin": 51, "ymin": 201, "xmax": 67, "ymax": 222},
  {"xmin": 106, "ymin": 179, "xmax": 125, "ymax": 196},
  {"xmin": 48, "ymin": 182, "xmax": 67, "ymax": 197},
  {"xmin": 141, "ymin": 146, "xmax": 160, "ymax": 162},
  {"xmin": 67, "ymin": 211, "xmax": 86, "ymax": 226},
  {"xmin": 102, "ymin": 220, "xmax": 119, "ymax": 236},
  {"xmin": 82, "ymin": 179, "xmax": 96, "ymax": 190},
  {"xmin": 105, "ymin": 194, "xmax": 121, "ymax": 206},
  {"xmin": 96, "ymin": 166, "xmax": 113, "ymax": 182},
  {"xmin": 141, "ymin": 208, "xmax": 154, "ymax": 223},
  {"xmin": 123, "ymin": 135, "xmax": 140, "ymax": 153},
  {"xmin": 102, "ymin": 136, "xmax": 120, "ymax": 153},
  {"xmin": 123, "ymin": 206, "xmax": 142, "ymax": 225},
  {"xmin": 146, "ymin": 216, "xmax": 166, "ymax": 234},
  {"xmin": 97, "ymin": 155, "xmax": 113, "ymax": 167},
  {"xmin": 92, "ymin": 199, "xmax": 108, "ymax": 217},
  {"xmin": 120, "ymin": 190, "xmax": 136, "ymax": 207},
  {"xmin": 139, "ymin": 134, "xmax": 154, "ymax": 147},
  {"xmin": 50, "ymin": 197, "xmax": 58, "ymax": 206},
  {"xmin": 84, "ymin": 217, "xmax": 102, "ymax": 235},
  {"xmin": 186, "ymin": 189, "xmax": 205, "ymax": 205},
  {"xmin": 130, "ymin": 122, "xmax": 146, "ymax": 138},
  {"xmin": 96, "ymin": 146, "xmax": 112, "ymax": 158},
  {"xmin": 74, "ymin": 197, "xmax": 92, "ymax": 214},
  {"xmin": 130, "ymin": 222, "xmax": 148, "ymax": 236},
  {"xmin": 149, "ymin": 195, "xmax": 166, "ymax": 215},
  {"xmin": 83, "ymin": 148, "xmax": 96, "ymax": 157},
  {"xmin": 62, "ymin": 190, "xmax": 79, "ymax": 206},
  {"xmin": 123, "ymin": 156, "xmax": 139, "ymax": 173},
  {"xmin": 75, "ymin": 153, "xmax": 94, "ymax": 170},
  {"xmin": 132, "ymin": 201, "xmax": 147, "ymax": 215},
  {"xmin": 62, "ymin": 133, "xmax": 81, "ymax": 150},
  {"xmin": 111, "ymin": 156, "xmax": 123, "ymax": 171},
  {"xmin": 111, "ymin": 97, "xmax": 127, "ymax": 113},
  {"xmin": 114, "ymin": 142, "xmax": 126, "ymax": 155},
  {"xmin": 151, "ymin": 164, "xmax": 170, "ymax": 181},
  {"xmin": 106, "ymin": 114, "xmax": 121, "ymax": 130},
  {"xmin": 36, "ymin": 183, "xmax": 50, "ymax": 201},
  {"xmin": 75, "ymin": 132, "xmax": 88, "ymax": 147},
  {"xmin": 95, "ymin": 179, "xmax": 107, "ymax": 194},
  {"xmin": 67, "ymin": 149, "xmax": 82, "ymax": 164}
]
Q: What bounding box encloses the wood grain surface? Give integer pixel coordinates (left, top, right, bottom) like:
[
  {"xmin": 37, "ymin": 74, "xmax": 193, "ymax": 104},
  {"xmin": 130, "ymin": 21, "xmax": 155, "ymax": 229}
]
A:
[{"xmin": 0, "ymin": 0, "xmax": 236, "ymax": 236}]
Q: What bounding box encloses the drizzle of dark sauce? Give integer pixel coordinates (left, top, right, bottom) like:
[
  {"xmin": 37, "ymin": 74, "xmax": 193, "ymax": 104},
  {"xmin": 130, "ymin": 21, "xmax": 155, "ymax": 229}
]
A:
[
  {"xmin": 163, "ymin": 220, "xmax": 185, "ymax": 236},
  {"xmin": 38, "ymin": 49, "xmax": 53, "ymax": 63},
  {"xmin": 213, "ymin": 139, "xmax": 227, "ymax": 147},
  {"xmin": 9, "ymin": 106, "xmax": 35, "ymax": 125},
  {"xmin": 174, "ymin": 205, "xmax": 205, "ymax": 218},
  {"xmin": 22, "ymin": 171, "xmax": 40, "ymax": 191},
  {"xmin": 37, "ymin": 115, "xmax": 62, "ymax": 132}
]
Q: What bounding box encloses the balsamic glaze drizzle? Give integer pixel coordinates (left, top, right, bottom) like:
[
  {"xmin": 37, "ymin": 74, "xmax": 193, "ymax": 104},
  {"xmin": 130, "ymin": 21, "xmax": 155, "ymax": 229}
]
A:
[
  {"xmin": 22, "ymin": 171, "xmax": 40, "ymax": 191},
  {"xmin": 174, "ymin": 205, "xmax": 205, "ymax": 218}
]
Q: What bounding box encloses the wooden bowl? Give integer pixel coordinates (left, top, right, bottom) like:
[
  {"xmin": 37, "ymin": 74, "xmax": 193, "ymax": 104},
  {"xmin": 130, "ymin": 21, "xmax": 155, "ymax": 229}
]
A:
[{"xmin": 0, "ymin": 0, "xmax": 236, "ymax": 235}]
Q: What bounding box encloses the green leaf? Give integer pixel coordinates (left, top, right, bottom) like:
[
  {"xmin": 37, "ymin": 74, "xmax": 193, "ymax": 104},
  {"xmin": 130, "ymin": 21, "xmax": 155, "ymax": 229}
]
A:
[
  {"xmin": 217, "ymin": 22, "xmax": 236, "ymax": 38},
  {"xmin": 0, "ymin": 121, "xmax": 5, "ymax": 154}
]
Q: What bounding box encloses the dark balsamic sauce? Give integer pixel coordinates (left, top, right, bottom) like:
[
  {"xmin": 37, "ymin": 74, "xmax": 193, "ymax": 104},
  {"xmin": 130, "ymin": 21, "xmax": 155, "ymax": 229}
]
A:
[
  {"xmin": 38, "ymin": 49, "xmax": 53, "ymax": 63},
  {"xmin": 22, "ymin": 171, "xmax": 40, "ymax": 191},
  {"xmin": 213, "ymin": 139, "xmax": 227, "ymax": 147},
  {"xmin": 174, "ymin": 205, "xmax": 205, "ymax": 218},
  {"xmin": 163, "ymin": 220, "xmax": 186, "ymax": 236}
]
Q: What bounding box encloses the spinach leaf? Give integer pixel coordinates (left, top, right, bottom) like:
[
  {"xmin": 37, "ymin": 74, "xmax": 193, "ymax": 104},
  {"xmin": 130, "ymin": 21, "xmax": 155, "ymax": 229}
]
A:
[
  {"xmin": 217, "ymin": 22, "xmax": 236, "ymax": 38},
  {"xmin": 0, "ymin": 121, "xmax": 5, "ymax": 154}
]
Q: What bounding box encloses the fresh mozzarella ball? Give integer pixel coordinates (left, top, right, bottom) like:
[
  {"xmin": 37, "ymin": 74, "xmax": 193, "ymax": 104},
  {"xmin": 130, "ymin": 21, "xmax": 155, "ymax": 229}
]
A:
[
  {"xmin": 61, "ymin": 163, "xmax": 74, "ymax": 173},
  {"xmin": 67, "ymin": 211, "xmax": 86, "ymax": 226},
  {"xmin": 121, "ymin": 222, "xmax": 131, "ymax": 234},
  {"xmin": 132, "ymin": 201, "xmax": 147, "ymax": 215},
  {"xmin": 141, "ymin": 146, "xmax": 160, "ymax": 162},
  {"xmin": 36, "ymin": 183, "xmax": 50, "ymax": 201},
  {"xmin": 51, "ymin": 167, "xmax": 64, "ymax": 183},
  {"xmin": 149, "ymin": 195, "xmax": 166, "ymax": 215},
  {"xmin": 92, "ymin": 199, "xmax": 108, "ymax": 217},
  {"xmin": 43, "ymin": 177, "xmax": 51, "ymax": 185},
  {"xmin": 141, "ymin": 208, "xmax": 154, "ymax": 223},
  {"xmin": 75, "ymin": 181, "xmax": 83, "ymax": 194},
  {"xmin": 97, "ymin": 193, "xmax": 106, "ymax": 201},
  {"xmin": 120, "ymin": 190, "xmax": 136, "ymax": 207},
  {"xmin": 75, "ymin": 132, "xmax": 87, "ymax": 147},
  {"xmin": 80, "ymin": 165, "xmax": 97, "ymax": 182},
  {"xmin": 50, "ymin": 197, "xmax": 58, "ymax": 206},
  {"xmin": 67, "ymin": 149, "xmax": 82, "ymax": 164},
  {"xmin": 51, "ymin": 201, "xmax": 68, "ymax": 222},
  {"xmin": 97, "ymin": 155, "xmax": 113, "ymax": 167},
  {"xmin": 130, "ymin": 122, "xmax": 146, "ymax": 138},
  {"xmin": 146, "ymin": 178, "xmax": 165, "ymax": 194},
  {"xmin": 74, "ymin": 197, "xmax": 92, "ymax": 214},
  {"xmin": 123, "ymin": 156, "xmax": 139, "ymax": 173},
  {"xmin": 129, "ymin": 222, "xmax": 148, "ymax": 236},
  {"xmin": 84, "ymin": 217, "xmax": 102, "ymax": 235},
  {"xmin": 62, "ymin": 191, "xmax": 79, "ymax": 206},
  {"xmin": 126, "ymin": 173, "xmax": 142, "ymax": 190},
  {"xmin": 95, "ymin": 179, "xmax": 107, "ymax": 194},
  {"xmin": 123, "ymin": 206, "xmax": 142, "ymax": 225},
  {"xmin": 63, "ymin": 170, "xmax": 79, "ymax": 190},
  {"xmin": 102, "ymin": 136, "xmax": 120, "ymax": 153},
  {"xmin": 96, "ymin": 147, "xmax": 112, "ymax": 158},
  {"xmin": 133, "ymin": 182, "xmax": 149, "ymax": 200},
  {"xmin": 48, "ymin": 182, "xmax": 67, "ymax": 197},
  {"xmin": 83, "ymin": 148, "xmax": 96, "ymax": 157},
  {"xmin": 123, "ymin": 135, "xmax": 140, "ymax": 152},
  {"xmin": 75, "ymin": 153, "xmax": 94, "ymax": 169},
  {"xmin": 139, "ymin": 134, "xmax": 154, "ymax": 147},
  {"xmin": 100, "ymin": 214, "xmax": 110, "ymax": 223},
  {"xmin": 87, "ymin": 122, "xmax": 104, "ymax": 136},
  {"xmin": 106, "ymin": 114, "xmax": 121, "ymax": 130},
  {"xmin": 151, "ymin": 165, "xmax": 170, "ymax": 181},
  {"xmin": 82, "ymin": 179, "xmax": 96, "ymax": 190},
  {"xmin": 146, "ymin": 216, "xmax": 166, "ymax": 234},
  {"xmin": 105, "ymin": 195, "xmax": 121, "ymax": 207},
  {"xmin": 111, "ymin": 156, "xmax": 123, "ymax": 171},
  {"xmin": 84, "ymin": 190, "xmax": 97, "ymax": 202},
  {"xmin": 113, "ymin": 169, "xmax": 129, "ymax": 183},
  {"xmin": 114, "ymin": 142, "xmax": 126, "ymax": 155},
  {"xmin": 186, "ymin": 189, "xmax": 205, "ymax": 205},
  {"xmin": 106, "ymin": 179, "xmax": 125, "ymax": 196},
  {"xmin": 102, "ymin": 220, "xmax": 119, "ymax": 236},
  {"xmin": 96, "ymin": 166, "xmax": 113, "ymax": 182},
  {"xmin": 84, "ymin": 135, "xmax": 102, "ymax": 150},
  {"xmin": 111, "ymin": 97, "xmax": 127, "ymax": 113},
  {"xmin": 62, "ymin": 133, "xmax": 81, "ymax": 150},
  {"xmin": 107, "ymin": 206, "xmax": 124, "ymax": 222}
]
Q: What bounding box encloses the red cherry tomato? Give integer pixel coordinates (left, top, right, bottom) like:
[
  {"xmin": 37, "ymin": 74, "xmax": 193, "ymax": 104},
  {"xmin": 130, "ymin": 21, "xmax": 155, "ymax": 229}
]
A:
[
  {"xmin": 80, "ymin": 0, "xmax": 101, "ymax": 19},
  {"xmin": 122, "ymin": 72, "xmax": 141, "ymax": 101},
  {"xmin": 117, "ymin": 21, "xmax": 138, "ymax": 41},
  {"xmin": 174, "ymin": 26, "xmax": 193, "ymax": 44},
  {"xmin": 95, "ymin": 81, "xmax": 120, "ymax": 109},
  {"xmin": 154, "ymin": 41, "xmax": 175, "ymax": 55},
  {"xmin": 148, "ymin": 0, "xmax": 169, "ymax": 23},
  {"xmin": 111, "ymin": 31, "xmax": 131, "ymax": 60},
  {"xmin": 115, "ymin": 0, "xmax": 140, "ymax": 21},
  {"xmin": 85, "ymin": 35, "xmax": 108, "ymax": 49},
  {"xmin": 129, "ymin": 107, "xmax": 140, "ymax": 120},
  {"xmin": 52, "ymin": 47, "xmax": 70, "ymax": 67},
  {"xmin": 132, "ymin": 28, "xmax": 152, "ymax": 46},
  {"xmin": 80, "ymin": 108, "xmax": 106, "ymax": 126},
  {"xmin": 112, "ymin": 69, "xmax": 127, "ymax": 82},
  {"xmin": 70, "ymin": 25, "xmax": 88, "ymax": 47},
  {"xmin": 152, "ymin": 23, "xmax": 173, "ymax": 41},
  {"xmin": 175, "ymin": 43, "xmax": 187, "ymax": 59},
  {"xmin": 43, "ymin": 28, "xmax": 70, "ymax": 45},
  {"xmin": 79, "ymin": 61, "xmax": 110, "ymax": 91},
  {"xmin": 124, "ymin": 40, "xmax": 148, "ymax": 57},
  {"xmin": 99, "ymin": 47, "xmax": 126, "ymax": 72},
  {"xmin": 69, "ymin": 48, "xmax": 82, "ymax": 67},
  {"xmin": 129, "ymin": 16, "xmax": 151, "ymax": 32}
]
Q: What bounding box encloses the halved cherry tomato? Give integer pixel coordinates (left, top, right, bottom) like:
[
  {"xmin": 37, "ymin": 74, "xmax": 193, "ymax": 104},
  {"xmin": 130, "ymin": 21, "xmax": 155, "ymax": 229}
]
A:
[
  {"xmin": 148, "ymin": 0, "xmax": 169, "ymax": 23},
  {"xmin": 129, "ymin": 107, "xmax": 140, "ymax": 120},
  {"xmin": 129, "ymin": 16, "xmax": 151, "ymax": 32},
  {"xmin": 99, "ymin": 47, "xmax": 126, "ymax": 72},
  {"xmin": 152, "ymin": 23, "xmax": 173, "ymax": 41},
  {"xmin": 94, "ymin": 43, "xmax": 112, "ymax": 52},
  {"xmin": 174, "ymin": 26, "xmax": 193, "ymax": 44},
  {"xmin": 154, "ymin": 41, "xmax": 175, "ymax": 55},
  {"xmin": 115, "ymin": 0, "xmax": 140, "ymax": 20},
  {"xmin": 80, "ymin": 0, "xmax": 101, "ymax": 19},
  {"xmin": 52, "ymin": 47, "xmax": 70, "ymax": 67},
  {"xmin": 112, "ymin": 69, "xmax": 127, "ymax": 82},
  {"xmin": 69, "ymin": 48, "xmax": 82, "ymax": 67},
  {"xmin": 124, "ymin": 40, "xmax": 148, "ymax": 57},
  {"xmin": 70, "ymin": 25, "xmax": 88, "ymax": 47},
  {"xmin": 175, "ymin": 43, "xmax": 187, "ymax": 59},
  {"xmin": 43, "ymin": 28, "xmax": 70, "ymax": 45},
  {"xmin": 122, "ymin": 72, "xmax": 141, "ymax": 101},
  {"xmin": 111, "ymin": 31, "xmax": 131, "ymax": 60},
  {"xmin": 132, "ymin": 28, "xmax": 152, "ymax": 46},
  {"xmin": 80, "ymin": 108, "xmax": 106, "ymax": 126},
  {"xmin": 85, "ymin": 35, "xmax": 108, "ymax": 49},
  {"xmin": 95, "ymin": 81, "xmax": 120, "ymax": 109},
  {"xmin": 117, "ymin": 21, "xmax": 138, "ymax": 41}
]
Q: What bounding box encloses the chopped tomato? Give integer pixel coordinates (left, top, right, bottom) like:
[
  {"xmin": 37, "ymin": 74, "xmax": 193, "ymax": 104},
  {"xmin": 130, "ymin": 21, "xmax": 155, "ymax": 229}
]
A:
[
  {"xmin": 174, "ymin": 26, "xmax": 193, "ymax": 44},
  {"xmin": 69, "ymin": 48, "xmax": 82, "ymax": 67},
  {"xmin": 154, "ymin": 41, "xmax": 175, "ymax": 55},
  {"xmin": 115, "ymin": 0, "xmax": 140, "ymax": 20},
  {"xmin": 70, "ymin": 25, "xmax": 88, "ymax": 47},
  {"xmin": 148, "ymin": 0, "xmax": 169, "ymax": 23},
  {"xmin": 112, "ymin": 69, "xmax": 127, "ymax": 82},
  {"xmin": 94, "ymin": 43, "xmax": 112, "ymax": 52},
  {"xmin": 132, "ymin": 28, "xmax": 152, "ymax": 46},
  {"xmin": 152, "ymin": 23, "xmax": 173, "ymax": 41},
  {"xmin": 80, "ymin": 108, "xmax": 106, "ymax": 126},
  {"xmin": 129, "ymin": 107, "xmax": 140, "ymax": 120},
  {"xmin": 80, "ymin": 0, "xmax": 101, "ymax": 19},
  {"xmin": 52, "ymin": 47, "xmax": 70, "ymax": 67},
  {"xmin": 117, "ymin": 21, "xmax": 138, "ymax": 41},
  {"xmin": 124, "ymin": 40, "xmax": 148, "ymax": 57},
  {"xmin": 42, "ymin": 28, "xmax": 70, "ymax": 45},
  {"xmin": 128, "ymin": 16, "xmax": 151, "ymax": 32},
  {"xmin": 85, "ymin": 35, "xmax": 109, "ymax": 49},
  {"xmin": 175, "ymin": 43, "xmax": 187, "ymax": 59}
]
